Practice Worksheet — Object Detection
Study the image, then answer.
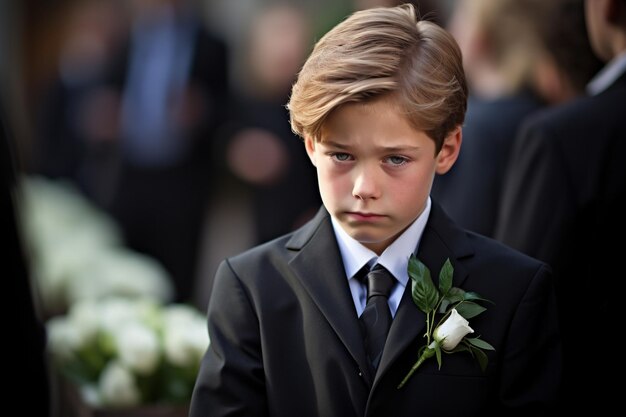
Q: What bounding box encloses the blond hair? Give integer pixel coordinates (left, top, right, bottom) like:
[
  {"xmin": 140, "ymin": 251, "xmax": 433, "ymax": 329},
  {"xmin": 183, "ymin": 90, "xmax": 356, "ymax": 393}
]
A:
[
  {"xmin": 288, "ymin": 3, "xmax": 467, "ymax": 153},
  {"xmin": 461, "ymin": 0, "xmax": 545, "ymax": 94}
]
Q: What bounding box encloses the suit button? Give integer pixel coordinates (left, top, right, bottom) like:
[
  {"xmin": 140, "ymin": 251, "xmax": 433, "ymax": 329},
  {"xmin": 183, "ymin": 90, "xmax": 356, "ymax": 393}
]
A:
[{"xmin": 358, "ymin": 371, "xmax": 363, "ymax": 377}]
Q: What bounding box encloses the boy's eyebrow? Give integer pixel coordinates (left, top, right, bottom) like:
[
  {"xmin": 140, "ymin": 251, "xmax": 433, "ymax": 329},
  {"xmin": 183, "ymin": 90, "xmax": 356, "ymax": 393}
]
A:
[
  {"xmin": 323, "ymin": 140, "xmax": 421, "ymax": 152},
  {"xmin": 323, "ymin": 140, "xmax": 351, "ymax": 149}
]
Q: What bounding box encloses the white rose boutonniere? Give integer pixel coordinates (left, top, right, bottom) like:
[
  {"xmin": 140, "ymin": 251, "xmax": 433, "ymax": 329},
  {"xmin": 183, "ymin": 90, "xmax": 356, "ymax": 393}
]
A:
[
  {"xmin": 434, "ymin": 308, "xmax": 473, "ymax": 350},
  {"xmin": 397, "ymin": 255, "xmax": 495, "ymax": 389}
]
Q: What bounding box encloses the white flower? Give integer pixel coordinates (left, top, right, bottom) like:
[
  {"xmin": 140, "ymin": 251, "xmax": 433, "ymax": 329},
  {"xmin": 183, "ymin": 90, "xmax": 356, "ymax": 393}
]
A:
[
  {"xmin": 68, "ymin": 300, "xmax": 102, "ymax": 342},
  {"xmin": 162, "ymin": 305, "xmax": 209, "ymax": 367},
  {"xmin": 66, "ymin": 250, "xmax": 174, "ymax": 305},
  {"xmin": 433, "ymin": 308, "xmax": 474, "ymax": 351},
  {"xmin": 46, "ymin": 316, "xmax": 85, "ymax": 361},
  {"xmin": 98, "ymin": 361, "xmax": 141, "ymax": 407},
  {"xmin": 45, "ymin": 296, "xmax": 208, "ymax": 406},
  {"xmin": 97, "ymin": 298, "xmax": 144, "ymax": 332},
  {"xmin": 114, "ymin": 322, "xmax": 161, "ymax": 375},
  {"xmin": 18, "ymin": 175, "xmax": 173, "ymax": 314}
]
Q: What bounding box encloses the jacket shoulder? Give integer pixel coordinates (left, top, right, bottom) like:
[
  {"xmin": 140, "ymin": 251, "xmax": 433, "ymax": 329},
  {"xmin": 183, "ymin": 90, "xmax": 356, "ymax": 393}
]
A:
[{"xmin": 465, "ymin": 231, "xmax": 550, "ymax": 279}]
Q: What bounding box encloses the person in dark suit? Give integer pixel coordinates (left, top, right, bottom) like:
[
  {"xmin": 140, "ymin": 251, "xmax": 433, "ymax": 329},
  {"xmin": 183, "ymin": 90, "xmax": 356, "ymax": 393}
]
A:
[
  {"xmin": 190, "ymin": 5, "xmax": 561, "ymax": 416},
  {"xmin": 432, "ymin": 0, "xmax": 602, "ymax": 238},
  {"xmin": 494, "ymin": 0, "xmax": 626, "ymax": 412},
  {"xmin": 218, "ymin": 3, "xmax": 320, "ymax": 243},
  {"xmin": 34, "ymin": 0, "xmax": 229, "ymax": 303},
  {"xmin": 104, "ymin": 0, "xmax": 229, "ymax": 302}
]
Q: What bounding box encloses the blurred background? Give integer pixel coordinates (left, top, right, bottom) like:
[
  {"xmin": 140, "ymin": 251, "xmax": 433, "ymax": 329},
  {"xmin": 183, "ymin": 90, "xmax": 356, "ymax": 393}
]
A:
[
  {"xmin": 1, "ymin": 0, "xmax": 610, "ymax": 415},
  {"xmin": 1, "ymin": 0, "xmax": 455, "ymax": 311}
]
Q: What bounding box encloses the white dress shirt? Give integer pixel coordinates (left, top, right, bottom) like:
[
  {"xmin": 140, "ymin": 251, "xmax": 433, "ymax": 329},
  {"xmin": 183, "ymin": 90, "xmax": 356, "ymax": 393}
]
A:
[
  {"xmin": 331, "ymin": 197, "xmax": 432, "ymax": 317},
  {"xmin": 586, "ymin": 50, "xmax": 626, "ymax": 96}
]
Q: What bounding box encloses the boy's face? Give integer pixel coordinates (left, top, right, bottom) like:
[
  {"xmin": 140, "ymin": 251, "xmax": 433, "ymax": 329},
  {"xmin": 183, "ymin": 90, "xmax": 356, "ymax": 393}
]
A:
[{"xmin": 305, "ymin": 96, "xmax": 460, "ymax": 255}]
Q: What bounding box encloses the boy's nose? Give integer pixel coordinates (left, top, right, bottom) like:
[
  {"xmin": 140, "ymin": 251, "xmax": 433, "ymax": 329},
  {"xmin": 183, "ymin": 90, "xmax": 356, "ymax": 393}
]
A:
[{"xmin": 352, "ymin": 168, "xmax": 380, "ymax": 200}]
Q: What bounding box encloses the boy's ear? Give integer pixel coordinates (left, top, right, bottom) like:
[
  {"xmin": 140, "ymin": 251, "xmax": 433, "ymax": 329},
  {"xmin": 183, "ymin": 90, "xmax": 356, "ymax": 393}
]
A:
[
  {"xmin": 304, "ymin": 137, "xmax": 317, "ymax": 166},
  {"xmin": 435, "ymin": 126, "xmax": 462, "ymax": 175}
]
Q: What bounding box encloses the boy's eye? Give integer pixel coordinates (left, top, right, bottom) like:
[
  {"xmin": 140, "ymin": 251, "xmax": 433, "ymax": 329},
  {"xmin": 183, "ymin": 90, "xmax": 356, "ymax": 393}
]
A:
[
  {"xmin": 386, "ymin": 155, "xmax": 408, "ymax": 166},
  {"xmin": 331, "ymin": 152, "xmax": 352, "ymax": 162}
]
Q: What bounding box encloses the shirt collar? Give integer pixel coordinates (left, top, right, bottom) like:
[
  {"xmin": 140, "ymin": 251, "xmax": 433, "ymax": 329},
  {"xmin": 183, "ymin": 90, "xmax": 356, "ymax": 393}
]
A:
[
  {"xmin": 331, "ymin": 197, "xmax": 432, "ymax": 287},
  {"xmin": 587, "ymin": 51, "xmax": 626, "ymax": 96}
]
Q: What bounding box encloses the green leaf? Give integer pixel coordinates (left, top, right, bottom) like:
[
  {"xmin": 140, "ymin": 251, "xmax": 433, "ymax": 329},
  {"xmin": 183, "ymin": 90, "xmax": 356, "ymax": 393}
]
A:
[
  {"xmin": 463, "ymin": 291, "xmax": 494, "ymax": 304},
  {"xmin": 455, "ymin": 301, "xmax": 486, "ymax": 319},
  {"xmin": 467, "ymin": 337, "xmax": 495, "ymax": 351},
  {"xmin": 408, "ymin": 255, "xmax": 439, "ymax": 314},
  {"xmin": 445, "ymin": 287, "xmax": 465, "ymax": 304},
  {"xmin": 471, "ymin": 346, "xmax": 488, "ymax": 372},
  {"xmin": 438, "ymin": 298, "xmax": 450, "ymax": 313},
  {"xmin": 438, "ymin": 258, "xmax": 453, "ymax": 295}
]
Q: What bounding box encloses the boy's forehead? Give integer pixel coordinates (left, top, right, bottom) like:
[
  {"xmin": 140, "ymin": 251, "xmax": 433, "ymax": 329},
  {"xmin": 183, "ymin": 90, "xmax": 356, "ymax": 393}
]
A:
[
  {"xmin": 317, "ymin": 106, "xmax": 435, "ymax": 148},
  {"xmin": 321, "ymin": 94, "xmax": 395, "ymax": 123},
  {"xmin": 317, "ymin": 95, "xmax": 415, "ymax": 141}
]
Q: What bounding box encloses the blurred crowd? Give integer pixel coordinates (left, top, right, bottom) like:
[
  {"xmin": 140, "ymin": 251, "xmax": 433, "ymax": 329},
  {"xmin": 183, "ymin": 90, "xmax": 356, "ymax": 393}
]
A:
[
  {"xmin": 1, "ymin": 0, "xmax": 624, "ymax": 415},
  {"xmin": 5, "ymin": 0, "xmax": 452, "ymax": 308}
]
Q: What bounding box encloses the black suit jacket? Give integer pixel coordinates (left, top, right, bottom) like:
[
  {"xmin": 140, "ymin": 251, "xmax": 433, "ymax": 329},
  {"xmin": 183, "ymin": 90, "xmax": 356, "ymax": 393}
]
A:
[
  {"xmin": 190, "ymin": 203, "xmax": 561, "ymax": 417},
  {"xmin": 494, "ymin": 72, "xmax": 626, "ymax": 411},
  {"xmin": 107, "ymin": 23, "xmax": 229, "ymax": 302},
  {"xmin": 431, "ymin": 91, "xmax": 544, "ymax": 237}
]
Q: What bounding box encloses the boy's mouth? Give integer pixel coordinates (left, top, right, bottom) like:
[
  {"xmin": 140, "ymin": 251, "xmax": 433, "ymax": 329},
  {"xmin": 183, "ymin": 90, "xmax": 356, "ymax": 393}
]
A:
[{"xmin": 346, "ymin": 211, "xmax": 386, "ymax": 221}]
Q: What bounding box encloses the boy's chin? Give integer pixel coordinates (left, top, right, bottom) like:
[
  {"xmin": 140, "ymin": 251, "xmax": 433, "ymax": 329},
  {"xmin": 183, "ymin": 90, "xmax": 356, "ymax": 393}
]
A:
[{"xmin": 350, "ymin": 232, "xmax": 396, "ymax": 253}]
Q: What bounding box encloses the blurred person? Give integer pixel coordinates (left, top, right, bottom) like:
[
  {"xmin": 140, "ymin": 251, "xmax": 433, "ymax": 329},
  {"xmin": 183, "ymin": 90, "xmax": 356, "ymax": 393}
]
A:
[
  {"xmin": 221, "ymin": 3, "xmax": 320, "ymax": 243},
  {"xmin": 431, "ymin": 0, "xmax": 600, "ymax": 237},
  {"xmin": 430, "ymin": 0, "xmax": 546, "ymax": 237},
  {"xmin": 106, "ymin": 0, "xmax": 229, "ymax": 302},
  {"xmin": 530, "ymin": 0, "xmax": 604, "ymax": 104},
  {"xmin": 494, "ymin": 0, "xmax": 626, "ymax": 411},
  {"xmin": 352, "ymin": 0, "xmax": 453, "ymax": 26},
  {"xmin": 195, "ymin": 3, "xmax": 320, "ymax": 308},
  {"xmin": 34, "ymin": 0, "xmax": 229, "ymax": 303},
  {"xmin": 33, "ymin": 0, "xmax": 129, "ymax": 207}
]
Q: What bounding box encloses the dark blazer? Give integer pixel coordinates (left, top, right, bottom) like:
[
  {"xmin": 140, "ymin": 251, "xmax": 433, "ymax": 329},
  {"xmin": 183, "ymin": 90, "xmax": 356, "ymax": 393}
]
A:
[
  {"xmin": 190, "ymin": 203, "xmax": 561, "ymax": 417},
  {"xmin": 107, "ymin": 22, "xmax": 229, "ymax": 302},
  {"xmin": 494, "ymin": 72, "xmax": 626, "ymax": 412},
  {"xmin": 431, "ymin": 91, "xmax": 544, "ymax": 237},
  {"xmin": 34, "ymin": 20, "xmax": 229, "ymax": 303}
]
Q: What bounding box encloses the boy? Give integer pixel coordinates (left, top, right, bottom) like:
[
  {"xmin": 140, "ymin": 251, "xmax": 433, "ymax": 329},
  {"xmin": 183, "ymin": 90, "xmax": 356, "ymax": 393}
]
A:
[{"xmin": 190, "ymin": 4, "xmax": 561, "ymax": 416}]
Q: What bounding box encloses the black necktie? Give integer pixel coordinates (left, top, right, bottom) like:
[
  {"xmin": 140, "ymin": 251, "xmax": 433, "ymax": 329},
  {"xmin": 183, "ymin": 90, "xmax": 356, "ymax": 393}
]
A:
[{"xmin": 358, "ymin": 264, "xmax": 395, "ymax": 370}]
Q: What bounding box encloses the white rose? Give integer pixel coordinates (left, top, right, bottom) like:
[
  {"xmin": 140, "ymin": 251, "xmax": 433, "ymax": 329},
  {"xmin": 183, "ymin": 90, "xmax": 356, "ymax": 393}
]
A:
[
  {"xmin": 163, "ymin": 314, "xmax": 209, "ymax": 367},
  {"xmin": 433, "ymin": 308, "xmax": 474, "ymax": 351},
  {"xmin": 98, "ymin": 361, "xmax": 141, "ymax": 407},
  {"xmin": 114, "ymin": 322, "xmax": 161, "ymax": 375},
  {"xmin": 68, "ymin": 300, "xmax": 102, "ymax": 342},
  {"xmin": 46, "ymin": 316, "xmax": 85, "ymax": 361}
]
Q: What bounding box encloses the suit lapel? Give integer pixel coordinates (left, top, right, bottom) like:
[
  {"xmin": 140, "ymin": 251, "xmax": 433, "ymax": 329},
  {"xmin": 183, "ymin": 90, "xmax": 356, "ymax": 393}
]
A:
[
  {"xmin": 374, "ymin": 202, "xmax": 472, "ymax": 388},
  {"xmin": 287, "ymin": 208, "xmax": 375, "ymax": 385}
]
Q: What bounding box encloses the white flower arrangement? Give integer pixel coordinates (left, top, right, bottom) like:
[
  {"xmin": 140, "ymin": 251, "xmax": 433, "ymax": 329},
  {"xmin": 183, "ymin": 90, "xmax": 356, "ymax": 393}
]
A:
[
  {"xmin": 47, "ymin": 298, "xmax": 209, "ymax": 407},
  {"xmin": 17, "ymin": 176, "xmax": 206, "ymax": 407},
  {"xmin": 18, "ymin": 176, "xmax": 174, "ymax": 314}
]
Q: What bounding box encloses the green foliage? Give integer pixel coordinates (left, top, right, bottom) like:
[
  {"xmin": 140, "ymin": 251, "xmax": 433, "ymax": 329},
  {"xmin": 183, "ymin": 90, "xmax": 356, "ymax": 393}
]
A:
[{"xmin": 398, "ymin": 255, "xmax": 495, "ymax": 389}]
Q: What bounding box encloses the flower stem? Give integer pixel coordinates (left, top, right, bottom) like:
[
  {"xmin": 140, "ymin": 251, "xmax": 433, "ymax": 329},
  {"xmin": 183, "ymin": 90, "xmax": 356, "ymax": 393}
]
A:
[{"xmin": 397, "ymin": 346, "xmax": 435, "ymax": 389}]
